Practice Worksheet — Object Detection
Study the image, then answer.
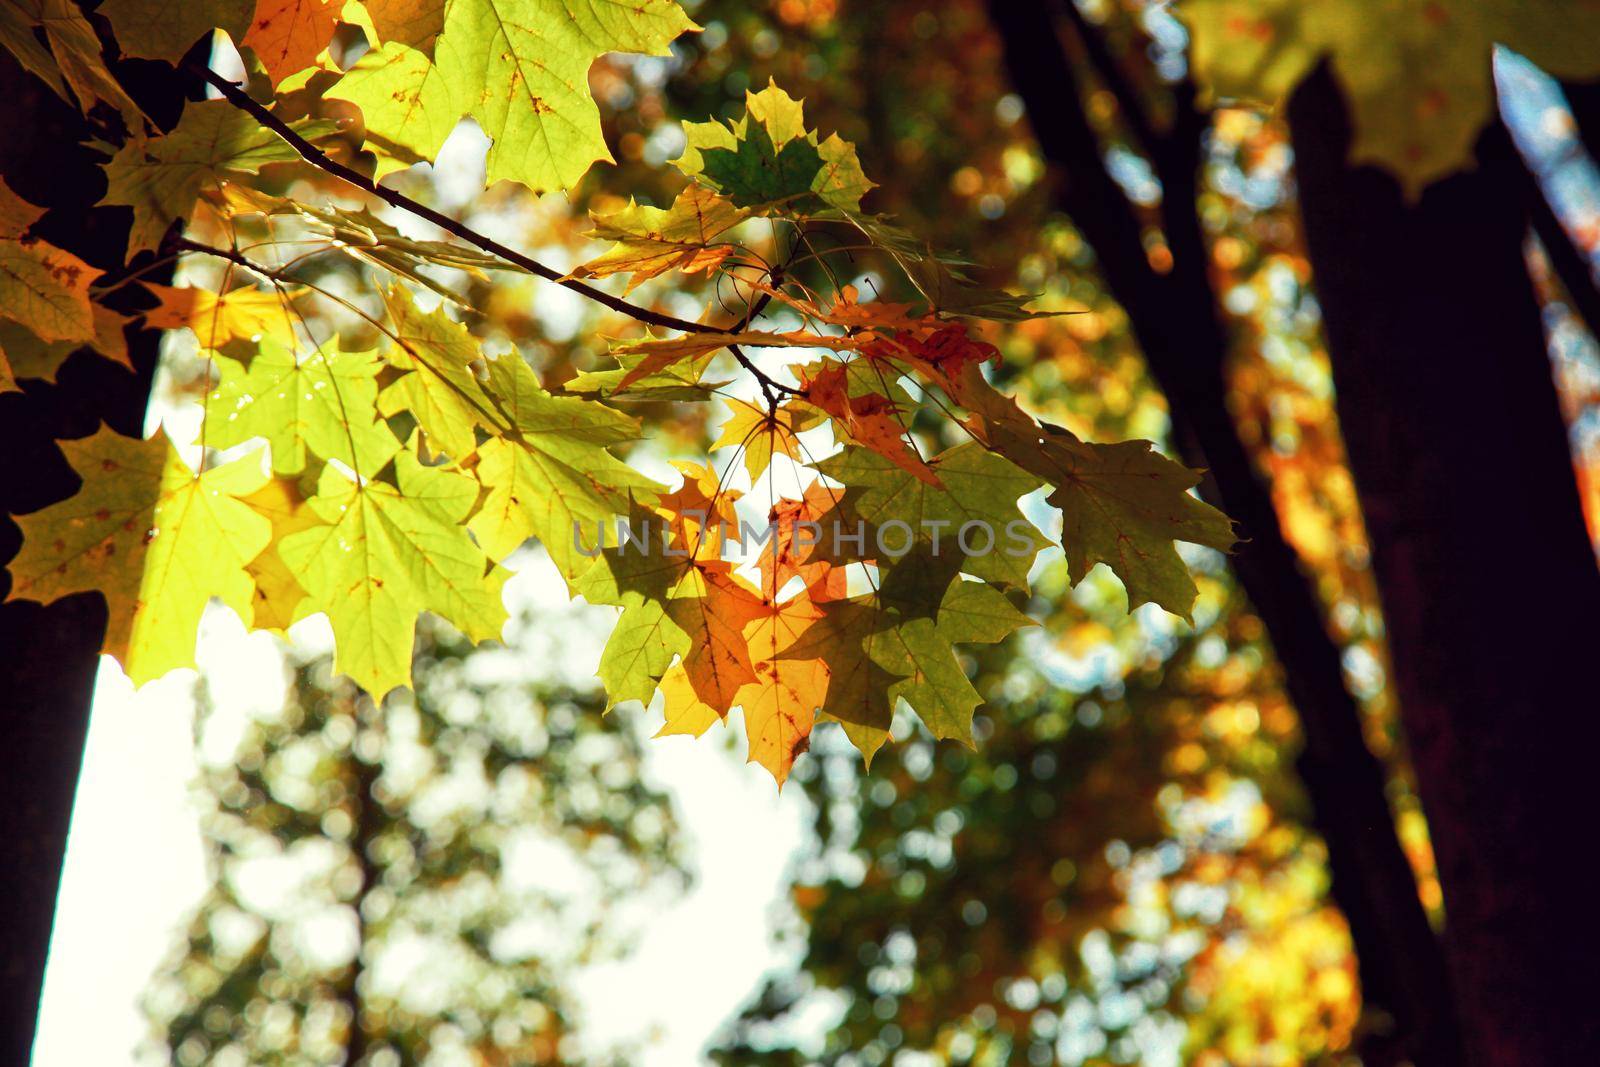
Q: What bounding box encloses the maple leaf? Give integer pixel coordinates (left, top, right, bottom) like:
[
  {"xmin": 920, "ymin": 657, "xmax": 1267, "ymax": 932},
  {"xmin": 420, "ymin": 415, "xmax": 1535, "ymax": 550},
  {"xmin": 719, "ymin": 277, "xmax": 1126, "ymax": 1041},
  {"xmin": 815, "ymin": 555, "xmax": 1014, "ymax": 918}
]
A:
[
  {"xmin": 563, "ymin": 348, "xmax": 731, "ymax": 402},
  {"xmin": 993, "ymin": 419, "xmax": 1235, "ymax": 619},
  {"xmin": 736, "ymin": 591, "xmax": 830, "ymax": 784},
  {"xmin": 362, "ymin": 0, "xmax": 447, "ymax": 54},
  {"xmin": 243, "ymin": 0, "xmax": 340, "ymax": 85},
  {"xmin": 569, "ymin": 185, "xmax": 749, "ymax": 292},
  {"xmin": 335, "ymin": 0, "xmax": 698, "ymax": 193},
  {"xmin": 813, "ymin": 442, "xmax": 1050, "ymax": 588},
  {"xmin": 758, "ymin": 483, "xmax": 850, "ymax": 603},
  {"xmin": 468, "ymin": 353, "xmax": 661, "ymax": 578},
  {"xmin": 0, "ymin": 3, "xmax": 70, "ymax": 104},
  {"xmin": 375, "ymin": 286, "xmax": 503, "ymax": 458},
  {"xmin": 656, "ymin": 588, "xmax": 830, "ymax": 785},
  {"xmin": 102, "ymin": 99, "xmax": 333, "ymax": 254},
  {"xmin": 776, "ymin": 561, "xmax": 1032, "ymax": 763},
  {"xmin": 0, "ymin": 179, "xmax": 102, "ymax": 346},
  {"xmin": 800, "ymin": 361, "xmax": 940, "ymax": 487},
  {"xmin": 8, "ymin": 0, "xmax": 146, "ymax": 128},
  {"xmin": 655, "ymin": 664, "xmax": 724, "ymax": 738},
  {"xmin": 277, "ymin": 202, "xmax": 519, "ymax": 298},
  {"xmin": 574, "ymin": 513, "xmax": 694, "ymax": 708},
  {"xmin": 0, "ymin": 308, "xmax": 131, "ymax": 383},
  {"xmin": 902, "ymin": 253, "xmax": 1056, "ymax": 321},
  {"xmin": 676, "ymin": 81, "xmax": 875, "ymax": 213},
  {"xmin": 140, "ymin": 282, "xmax": 302, "ymax": 353},
  {"xmin": 577, "ymin": 466, "xmax": 744, "ymax": 707},
  {"xmin": 98, "ymin": 0, "xmax": 255, "ymax": 64},
  {"xmin": 610, "ymin": 328, "xmax": 856, "ymax": 391},
  {"xmin": 238, "ymin": 475, "xmax": 323, "ymax": 632},
  {"xmin": 206, "ymin": 339, "xmax": 399, "ymax": 476},
  {"xmin": 5, "ymin": 427, "xmax": 272, "ymax": 684},
  {"xmin": 327, "ymin": 41, "xmax": 459, "ymax": 179},
  {"xmin": 0, "ymin": 175, "xmax": 45, "ymax": 236},
  {"xmin": 1181, "ymin": 0, "xmax": 1600, "ymax": 196},
  {"xmin": 277, "ymin": 451, "xmax": 511, "ymax": 698},
  {"xmin": 711, "ymin": 397, "xmax": 825, "ymax": 483},
  {"xmin": 665, "ymin": 567, "xmax": 767, "ymax": 712},
  {"xmin": 771, "ymin": 592, "xmax": 898, "ymax": 764}
]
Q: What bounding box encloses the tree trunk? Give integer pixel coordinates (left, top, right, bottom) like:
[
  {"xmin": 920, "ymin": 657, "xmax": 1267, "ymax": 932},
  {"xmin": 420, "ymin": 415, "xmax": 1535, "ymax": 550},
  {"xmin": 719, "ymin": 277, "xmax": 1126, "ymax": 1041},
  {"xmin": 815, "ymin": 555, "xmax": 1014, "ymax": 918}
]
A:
[
  {"xmin": 984, "ymin": 5, "xmax": 1461, "ymax": 1062},
  {"xmin": 1289, "ymin": 61, "xmax": 1600, "ymax": 1066},
  {"xmin": 0, "ymin": 41, "xmax": 185, "ymax": 1062}
]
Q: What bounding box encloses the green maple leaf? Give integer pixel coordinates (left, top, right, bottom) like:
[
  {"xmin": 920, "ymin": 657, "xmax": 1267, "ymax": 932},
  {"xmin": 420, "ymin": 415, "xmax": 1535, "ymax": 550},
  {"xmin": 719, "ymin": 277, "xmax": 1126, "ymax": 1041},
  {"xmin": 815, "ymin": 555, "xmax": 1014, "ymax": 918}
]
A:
[
  {"xmin": 5, "ymin": 427, "xmax": 271, "ymax": 685},
  {"xmin": 328, "ymin": 41, "xmax": 459, "ymax": 179},
  {"xmin": 277, "ymin": 451, "xmax": 510, "ymax": 698},
  {"xmin": 468, "ymin": 353, "xmax": 660, "ymax": 576},
  {"xmin": 676, "ymin": 81, "xmax": 875, "ymax": 213},
  {"xmin": 1181, "ymin": 0, "xmax": 1600, "ymax": 195},
  {"xmin": 1005, "ymin": 423, "xmax": 1235, "ymax": 620},
  {"xmin": 207, "ymin": 340, "xmax": 400, "ymax": 476},
  {"xmin": 269, "ymin": 200, "xmax": 522, "ymax": 300},
  {"xmin": 813, "ymin": 442, "xmax": 1051, "ymax": 588},
  {"xmin": 0, "ymin": 309, "xmax": 129, "ymax": 383},
  {"xmin": 333, "ymin": 0, "xmax": 698, "ymax": 192},
  {"xmin": 375, "ymin": 286, "xmax": 502, "ymax": 458},
  {"xmin": 102, "ymin": 99, "xmax": 333, "ymax": 254},
  {"xmin": 933, "ymin": 577, "xmax": 1037, "ymax": 646},
  {"xmin": 573, "ymin": 512, "xmax": 697, "ymax": 707}
]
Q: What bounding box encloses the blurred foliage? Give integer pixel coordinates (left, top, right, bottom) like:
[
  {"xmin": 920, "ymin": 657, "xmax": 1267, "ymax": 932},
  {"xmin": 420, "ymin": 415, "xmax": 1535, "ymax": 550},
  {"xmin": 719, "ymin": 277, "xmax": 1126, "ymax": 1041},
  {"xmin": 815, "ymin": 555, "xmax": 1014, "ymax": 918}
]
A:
[
  {"xmin": 143, "ymin": 618, "xmax": 684, "ymax": 1066},
  {"xmin": 713, "ymin": 584, "xmax": 1359, "ymax": 1065}
]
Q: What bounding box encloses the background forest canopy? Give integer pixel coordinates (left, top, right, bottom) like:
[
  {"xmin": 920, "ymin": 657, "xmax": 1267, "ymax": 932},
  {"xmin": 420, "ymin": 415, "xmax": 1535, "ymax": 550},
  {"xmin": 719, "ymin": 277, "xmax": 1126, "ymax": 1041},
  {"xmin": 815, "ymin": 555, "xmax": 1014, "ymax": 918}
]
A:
[{"xmin": 3, "ymin": 0, "xmax": 1600, "ymax": 1065}]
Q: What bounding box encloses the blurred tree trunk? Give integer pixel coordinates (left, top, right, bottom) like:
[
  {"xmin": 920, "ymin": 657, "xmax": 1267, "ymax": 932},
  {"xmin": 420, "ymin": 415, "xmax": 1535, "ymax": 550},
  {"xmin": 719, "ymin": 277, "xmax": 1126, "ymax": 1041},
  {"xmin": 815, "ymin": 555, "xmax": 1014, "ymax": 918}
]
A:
[
  {"xmin": 984, "ymin": 5, "xmax": 1460, "ymax": 1063},
  {"xmin": 0, "ymin": 42, "xmax": 185, "ymax": 1062},
  {"xmin": 1289, "ymin": 61, "xmax": 1600, "ymax": 1067}
]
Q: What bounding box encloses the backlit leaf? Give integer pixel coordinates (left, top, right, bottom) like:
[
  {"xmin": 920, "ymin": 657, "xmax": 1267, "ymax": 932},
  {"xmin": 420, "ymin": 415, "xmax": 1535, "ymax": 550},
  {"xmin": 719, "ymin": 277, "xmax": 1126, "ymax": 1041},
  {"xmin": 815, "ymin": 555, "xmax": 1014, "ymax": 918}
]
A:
[
  {"xmin": 5, "ymin": 427, "xmax": 272, "ymax": 684},
  {"xmin": 277, "ymin": 451, "xmax": 511, "ymax": 697}
]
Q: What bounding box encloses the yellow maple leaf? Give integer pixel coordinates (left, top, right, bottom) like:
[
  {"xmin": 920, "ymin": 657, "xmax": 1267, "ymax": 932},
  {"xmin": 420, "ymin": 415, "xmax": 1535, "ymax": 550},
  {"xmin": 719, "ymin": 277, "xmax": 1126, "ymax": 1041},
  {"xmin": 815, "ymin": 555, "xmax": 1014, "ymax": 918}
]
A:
[{"xmin": 5, "ymin": 426, "xmax": 271, "ymax": 684}]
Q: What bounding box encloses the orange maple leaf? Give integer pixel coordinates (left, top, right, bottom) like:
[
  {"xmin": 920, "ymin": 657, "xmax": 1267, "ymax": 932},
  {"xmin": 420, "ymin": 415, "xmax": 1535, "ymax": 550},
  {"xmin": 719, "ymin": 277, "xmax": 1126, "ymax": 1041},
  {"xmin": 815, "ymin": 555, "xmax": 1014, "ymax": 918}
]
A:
[
  {"xmin": 801, "ymin": 364, "xmax": 940, "ymax": 487},
  {"xmin": 244, "ymin": 0, "xmax": 339, "ymax": 84}
]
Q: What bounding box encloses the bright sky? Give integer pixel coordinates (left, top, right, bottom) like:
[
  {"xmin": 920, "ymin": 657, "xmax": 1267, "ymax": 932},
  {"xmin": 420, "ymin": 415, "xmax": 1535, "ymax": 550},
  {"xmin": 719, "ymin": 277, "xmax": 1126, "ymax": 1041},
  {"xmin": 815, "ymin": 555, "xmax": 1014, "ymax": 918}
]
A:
[{"xmin": 32, "ymin": 557, "xmax": 814, "ymax": 1066}]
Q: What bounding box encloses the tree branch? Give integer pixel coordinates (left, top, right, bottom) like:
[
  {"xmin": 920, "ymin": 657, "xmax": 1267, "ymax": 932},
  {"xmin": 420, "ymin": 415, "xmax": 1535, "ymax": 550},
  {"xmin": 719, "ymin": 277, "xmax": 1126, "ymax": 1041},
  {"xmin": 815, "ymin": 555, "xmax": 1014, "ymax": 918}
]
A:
[{"xmin": 185, "ymin": 64, "xmax": 802, "ymax": 401}]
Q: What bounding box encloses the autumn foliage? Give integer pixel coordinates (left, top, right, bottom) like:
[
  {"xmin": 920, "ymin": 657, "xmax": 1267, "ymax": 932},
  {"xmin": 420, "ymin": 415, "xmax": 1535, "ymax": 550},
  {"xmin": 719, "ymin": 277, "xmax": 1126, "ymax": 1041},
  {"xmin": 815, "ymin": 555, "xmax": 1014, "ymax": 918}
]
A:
[{"xmin": 1, "ymin": 0, "xmax": 1236, "ymax": 785}]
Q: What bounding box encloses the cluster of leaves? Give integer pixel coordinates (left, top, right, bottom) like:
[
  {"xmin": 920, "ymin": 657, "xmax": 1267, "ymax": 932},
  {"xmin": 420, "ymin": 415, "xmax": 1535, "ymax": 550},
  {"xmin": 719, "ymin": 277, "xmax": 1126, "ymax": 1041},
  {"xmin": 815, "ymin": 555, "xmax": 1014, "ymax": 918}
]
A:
[
  {"xmin": 1, "ymin": 0, "xmax": 1233, "ymax": 785},
  {"xmin": 146, "ymin": 617, "xmax": 683, "ymax": 1065}
]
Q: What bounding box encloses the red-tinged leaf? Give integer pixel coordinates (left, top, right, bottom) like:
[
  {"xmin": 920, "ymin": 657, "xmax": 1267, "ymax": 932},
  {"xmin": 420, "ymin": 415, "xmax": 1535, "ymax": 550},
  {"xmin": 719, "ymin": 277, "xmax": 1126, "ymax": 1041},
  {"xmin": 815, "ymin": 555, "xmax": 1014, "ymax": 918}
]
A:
[{"xmin": 801, "ymin": 363, "xmax": 940, "ymax": 487}]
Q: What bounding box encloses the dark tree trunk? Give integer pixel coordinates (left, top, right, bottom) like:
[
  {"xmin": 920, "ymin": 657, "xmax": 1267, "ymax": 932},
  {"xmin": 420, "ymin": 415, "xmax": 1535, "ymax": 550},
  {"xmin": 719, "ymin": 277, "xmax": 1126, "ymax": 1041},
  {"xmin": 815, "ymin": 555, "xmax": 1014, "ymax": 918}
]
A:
[
  {"xmin": 1289, "ymin": 61, "xmax": 1600, "ymax": 1067},
  {"xmin": 0, "ymin": 42, "xmax": 186, "ymax": 1062},
  {"xmin": 984, "ymin": 4, "xmax": 1461, "ymax": 1063}
]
